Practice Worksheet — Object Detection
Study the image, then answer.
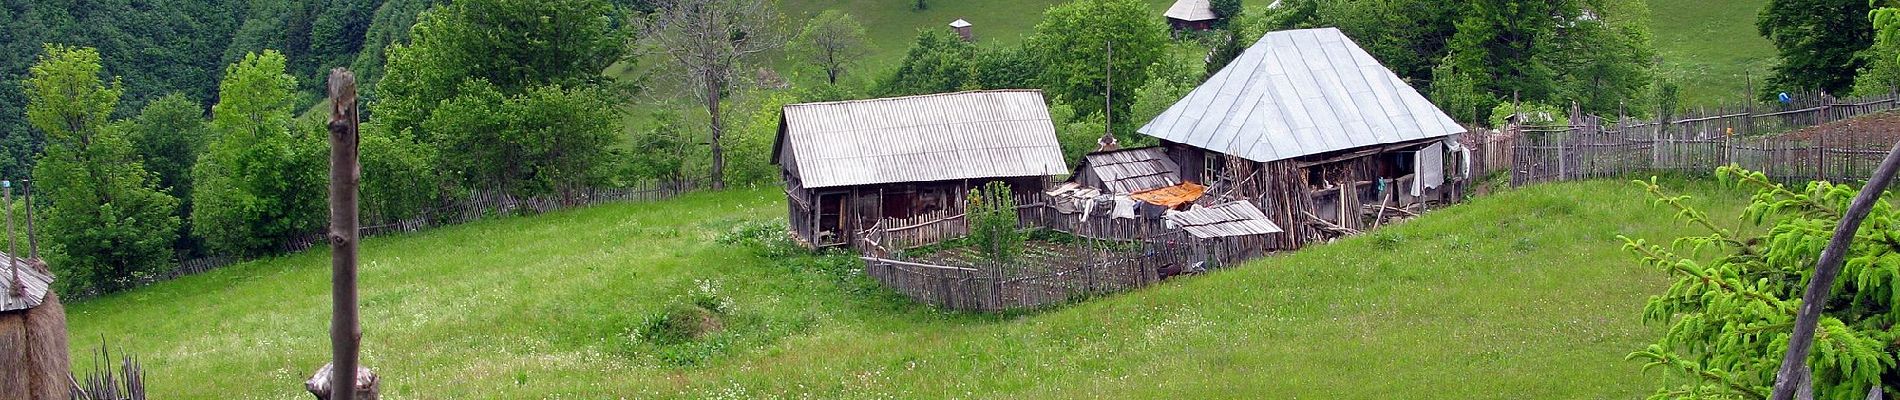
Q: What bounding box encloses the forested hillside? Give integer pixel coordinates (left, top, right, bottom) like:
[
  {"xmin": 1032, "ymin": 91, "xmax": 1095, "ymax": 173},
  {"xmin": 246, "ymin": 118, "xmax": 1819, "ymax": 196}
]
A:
[{"xmin": 0, "ymin": 0, "xmax": 442, "ymax": 179}]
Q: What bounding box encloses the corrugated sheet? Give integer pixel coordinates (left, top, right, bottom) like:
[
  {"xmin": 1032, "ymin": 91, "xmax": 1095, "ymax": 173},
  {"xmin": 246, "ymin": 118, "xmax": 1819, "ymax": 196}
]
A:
[
  {"xmin": 0, "ymin": 254, "xmax": 52, "ymax": 312},
  {"xmin": 1164, "ymin": 201, "xmax": 1284, "ymax": 239},
  {"xmin": 1164, "ymin": 0, "xmax": 1216, "ymax": 21},
  {"xmin": 1084, "ymin": 147, "xmax": 1181, "ymax": 193},
  {"xmin": 779, "ymin": 90, "xmax": 1068, "ymax": 189},
  {"xmin": 1137, "ymin": 28, "xmax": 1465, "ymax": 163}
]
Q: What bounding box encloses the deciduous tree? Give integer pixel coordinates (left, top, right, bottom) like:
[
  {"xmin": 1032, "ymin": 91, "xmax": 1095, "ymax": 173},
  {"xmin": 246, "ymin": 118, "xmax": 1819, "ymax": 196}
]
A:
[
  {"xmin": 24, "ymin": 45, "xmax": 180, "ymax": 293},
  {"xmin": 794, "ymin": 10, "xmax": 870, "ymax": 85},
  {"xmin": 1758, "ymin": 0, "xmax": 1873, "ymax": 96},
  {"xmin": 1027, "ymin": 0, "xmax": 1168, "ymax": 125},
  {"xmin": 193, "ymin": 51, "xmax": 326, "ymax": 256},
  {"xmin": 637, "ymin": 0, "xmax": 785, "ymax": 190}
]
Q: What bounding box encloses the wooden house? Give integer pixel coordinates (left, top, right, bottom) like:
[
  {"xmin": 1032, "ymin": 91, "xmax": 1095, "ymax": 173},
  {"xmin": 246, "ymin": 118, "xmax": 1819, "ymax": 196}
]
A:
[
  {"xmin": 1137, "ymin": 27, "xmax": 1469, "ymax": 250},
  {"xmin": 775, "ymin": 90, "xmax": 1068, "ymax": 248},
  {"xmin": 1070, "ymin": 146, "xmax": 1181, "ymax": 194},
  {"xmin": 1164, "ymin": 0, "xmax": 1218, "ymax": 31}
]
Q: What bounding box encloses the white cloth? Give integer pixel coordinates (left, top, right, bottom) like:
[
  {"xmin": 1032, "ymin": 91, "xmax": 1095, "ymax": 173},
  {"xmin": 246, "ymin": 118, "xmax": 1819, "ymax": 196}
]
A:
[
  {"xmin": 1079, "ymin": 196, "xmax": 1097, "ymax": 220},
  {"xmin": 1110, "ymin": 196, "xmax": 1137, "ymax": 219},
  {"xmin": 1414, "ymin": 142, "xmax": 1444, "ymax": 197}
]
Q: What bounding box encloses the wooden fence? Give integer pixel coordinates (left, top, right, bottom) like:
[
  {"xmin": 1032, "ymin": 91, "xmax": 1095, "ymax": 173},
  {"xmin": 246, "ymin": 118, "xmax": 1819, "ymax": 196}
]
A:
[
  {"xmin": 145, "ymin": 181, "xmax": 694, "ymax": 286},
  {"xmin": 1512, "ymin": 91, "xmax": 1900, "ymax": 186},
  {"xmin": 858, "ymin": 193, "xmax": 1272, "ymax": 311}
]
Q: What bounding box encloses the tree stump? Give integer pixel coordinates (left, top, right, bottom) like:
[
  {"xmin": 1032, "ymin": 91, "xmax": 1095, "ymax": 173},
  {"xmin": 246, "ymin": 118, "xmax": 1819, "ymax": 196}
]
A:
[{"xmin": 305, "ymin": 363, "xmax": 378, "ymax": 400}]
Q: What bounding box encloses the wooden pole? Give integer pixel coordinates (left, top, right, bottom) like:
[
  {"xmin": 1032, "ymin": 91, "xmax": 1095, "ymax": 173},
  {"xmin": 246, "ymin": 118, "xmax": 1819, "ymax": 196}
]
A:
[
  {"xmin": 22, "ymin": 179, "xmax": 35, "ymax": 259},
  {"xmin": 1769, "ymin": 139, "xmax": 1900, "ymax": 400},
  {"xmin": 5, "ymin": 181, "xmax": 15, "ymax": 296},
  {"xmin": 311, "ymin": 68, "xmax": 376, "ymax": 400}
]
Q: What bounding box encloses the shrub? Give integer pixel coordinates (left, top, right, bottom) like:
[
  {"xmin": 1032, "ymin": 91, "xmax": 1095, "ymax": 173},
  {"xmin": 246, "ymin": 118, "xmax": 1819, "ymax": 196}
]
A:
[{"xmin": 966, "ymin": 181, "xmax": 1024, "ymax": 264}]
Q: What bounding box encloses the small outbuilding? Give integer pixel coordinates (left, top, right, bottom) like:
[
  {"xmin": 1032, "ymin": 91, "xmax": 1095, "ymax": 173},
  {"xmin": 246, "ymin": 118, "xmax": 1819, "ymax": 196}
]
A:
[
  {"xmin": 1070, "ymin": 146, "xmax": 1181, "ymax": 194},
  {"xmin": 1, "ymin": 252, "xmax": 68, "ymax": 400},
  {"xmin": 776, "ymin": 90, "xmax": 1068, "ymax": 248},
  {"xmin": 1164, "ymin": 0, "xmax": 1219, "ymax": 31},
  {"xmin": 949, "ymin": 19, "xmax": 974, "ymax": 41},
  {"xmin": 1138, "ymin": 27, "xmax": 1469, "ymax": 250}
]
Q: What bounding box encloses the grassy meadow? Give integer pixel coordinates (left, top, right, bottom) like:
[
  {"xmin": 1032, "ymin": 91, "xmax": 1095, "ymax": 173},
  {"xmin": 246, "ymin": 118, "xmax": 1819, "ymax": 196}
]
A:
[
  {"xmin": 67, "ymin": 179, "xmax": 1755, "ymax": 398},
  {"xmin": 1647, "ymin": 0, "xmax": 1778, "ymax": 106}
]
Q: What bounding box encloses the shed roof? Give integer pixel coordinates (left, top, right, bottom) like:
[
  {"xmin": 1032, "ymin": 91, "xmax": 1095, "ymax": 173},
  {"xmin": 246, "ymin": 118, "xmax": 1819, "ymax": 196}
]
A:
[
  {"xmin": 1080, "ymin": 147, "xmax": 1181, "ymax": 194},
  {"xmin": 949, "ymin": 19, "xmax": 972, "ymax": 28},
  {"xmin": 1164, "ymin": 0, "xmax": 1217, "ymax": 22},
  {"xmin": 1136, "ymin": 27, "xmax": 1465, "ymax": 163},
  {"xmin": 0, "ymin": 254, "xmax": 52, "ymax": 312},
  {"xmin": 1164, "ymin": 201, "xmax": 1284, "ymax": 238},
  {"xmin": 776, "ymin": 90, "xmax": 1068, "ymax": 189}
]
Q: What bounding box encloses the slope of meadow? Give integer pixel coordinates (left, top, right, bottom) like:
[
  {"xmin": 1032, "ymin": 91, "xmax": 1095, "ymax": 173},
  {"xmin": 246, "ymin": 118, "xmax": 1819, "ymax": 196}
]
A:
[{"xmin": 66, "ymin": 179, "xmax": 1750, "ymax": 398}]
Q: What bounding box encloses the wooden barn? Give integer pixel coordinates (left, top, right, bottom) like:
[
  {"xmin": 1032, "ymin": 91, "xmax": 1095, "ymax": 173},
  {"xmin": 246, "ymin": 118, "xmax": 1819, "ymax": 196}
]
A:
[
  {"xmin": 776, "ymin": 90, "xmax": 1068, "ymax": 248},
  {"xmin": 1138, "ymin": 27, "xmax": 1469, "ymax": 250},
  {"xmin": 1164, "ymin": 0, "xmax": 1219, "ymax": 31}
]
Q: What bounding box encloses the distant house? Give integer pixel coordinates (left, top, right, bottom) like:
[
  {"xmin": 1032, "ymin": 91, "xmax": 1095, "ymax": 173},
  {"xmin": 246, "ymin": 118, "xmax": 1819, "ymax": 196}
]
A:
[
  {"xmin": 1164, "ymin": 0, "xmax": 1218, "ymax": 31},
  {"xmin": 775, "ymin": 90, "xmax": 1068, "ymax": 248},
  {"xmin": 949, "ymin": 19, "xmax": 974, "ymax": 41},
  {"xmin": 1138, "ymin": 27, "xmax": 1468, "ymax": 250}
]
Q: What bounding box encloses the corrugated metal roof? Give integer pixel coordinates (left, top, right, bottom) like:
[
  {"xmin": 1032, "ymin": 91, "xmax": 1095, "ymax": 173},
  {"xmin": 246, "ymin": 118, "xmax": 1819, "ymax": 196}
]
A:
[
  {"xmin": 1082, "ymin": 147, "xmax": 1181, "ymax": 193},
  {"xmin": 1164, "ymin": 201, "xmax": 1284, "ymax": 238},
  {"xmin": 1164, "ymin": 0, "xmax": 1216, "ymax": 21},
  {"xmin": 778, "ymin": 90, "xmax": 1069, "ymax": 189},
  {"xmin": 0, "ymin": 254, "xmax": 52, "ymax": 312},
  {"xmin": 1137, "ymin": 27, "xmax": 1465, "ymax": 163}
]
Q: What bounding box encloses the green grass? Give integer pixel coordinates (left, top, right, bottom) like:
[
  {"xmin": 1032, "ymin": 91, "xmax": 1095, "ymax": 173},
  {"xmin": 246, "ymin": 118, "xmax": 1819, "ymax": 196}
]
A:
[
  {"xmin": 1648, "ymin": 0, "xmax": 1778, "ymax": 107},
  {"xmin": 66, "ymin": 179, "xmax": 1754, "ymax": 398}
]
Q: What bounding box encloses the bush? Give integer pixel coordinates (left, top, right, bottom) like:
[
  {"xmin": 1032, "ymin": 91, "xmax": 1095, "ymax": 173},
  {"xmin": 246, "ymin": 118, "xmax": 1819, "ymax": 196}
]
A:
[{"xmin": 966, "ymin": 181, "xmax": 1024, "ymax": 264}]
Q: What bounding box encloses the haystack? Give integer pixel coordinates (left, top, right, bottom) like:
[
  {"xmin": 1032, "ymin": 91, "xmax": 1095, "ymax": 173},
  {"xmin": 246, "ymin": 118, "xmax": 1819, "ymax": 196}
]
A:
[{"xmin": 0, "ymin": 255, "xmax": 69, "ymax": 400}]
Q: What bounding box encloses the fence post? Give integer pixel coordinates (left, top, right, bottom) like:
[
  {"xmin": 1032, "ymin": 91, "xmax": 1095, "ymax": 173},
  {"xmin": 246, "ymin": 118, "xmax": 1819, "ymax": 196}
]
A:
[{"xmin": 1818, "ymin": 92, "xmax": 1832, "ymax": 181}]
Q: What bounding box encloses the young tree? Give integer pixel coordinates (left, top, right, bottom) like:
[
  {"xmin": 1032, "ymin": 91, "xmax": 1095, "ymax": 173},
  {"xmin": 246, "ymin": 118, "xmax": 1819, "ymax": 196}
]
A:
[
  {"xmin": 193, "ymin": 51, "xmax": 327, "ymax": 256},
  {"xmin": 1758, "ymin": 0, "xmax": 1873, "ymax": 96},
  {"xmin": 1625, "ymin": 167, "xmax": 1900, "ymax": 399},
  {"xmin": 637, "ymin": 0, "xmax": 785, "ymax": 190},
  {"xmin": 23, "ymin": 45, "xmax": 180, "ymax": 293},
  {"xmin": 967, "ymin": 181, "xmax": 1023, "ymax": 265},
  {"xmin": 794, "ymin": 10, "xmax": 870, "ymax": 85},
  {"xmin": 1027, "ymin": 0, "xmax": 1168, "ymax": 125}
]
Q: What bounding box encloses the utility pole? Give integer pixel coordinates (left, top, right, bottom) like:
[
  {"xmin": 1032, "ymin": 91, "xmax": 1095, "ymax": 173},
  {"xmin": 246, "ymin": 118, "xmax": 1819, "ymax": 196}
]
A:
[{"xmin": 1098, "ymin": 39, "xmax": 1120, "ymax": 151}]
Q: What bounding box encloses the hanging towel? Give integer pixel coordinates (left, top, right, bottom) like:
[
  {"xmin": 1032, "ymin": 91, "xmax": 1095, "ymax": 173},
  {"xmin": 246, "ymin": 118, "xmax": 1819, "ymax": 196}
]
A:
[
  {"xmin": 1414, "ymin": 142, "xmax": 1444, "ymax": 197},
  {"xmin": 1111, "ymin": 196, "xmax": 1138, "ymax": 219},
  {"xmin": 1079, "ymin": 196, "xmax": 1097, "ymax": 220}
]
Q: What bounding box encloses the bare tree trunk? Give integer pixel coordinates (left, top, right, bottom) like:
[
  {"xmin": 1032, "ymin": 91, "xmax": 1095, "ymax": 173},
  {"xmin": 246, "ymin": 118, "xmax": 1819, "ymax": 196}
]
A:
[
  {"xmin": 1770, "ymin": 139, "xmax": 1900, "ymax": 400},
  {"xmin": 708, "ymin": 77, "xmax": 726, "ymax": 190},
  {"xmin": 311, "ymin": 68, "xmax": 377, "ymax": 400}
]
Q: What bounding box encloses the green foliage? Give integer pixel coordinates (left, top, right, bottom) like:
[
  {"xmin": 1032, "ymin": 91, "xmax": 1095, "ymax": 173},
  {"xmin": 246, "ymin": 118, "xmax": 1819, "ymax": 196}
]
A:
[
  {"xmin": 793, "ymin": 10, "xmax": 872, "ymax": 85},
  {"xmin": 1026, "ymin": 0, "xmax": 1168, "ymax": 125},
  {"xmin": 427, "ymin": 82, "xmax": 622, "ymax": 198},
  {"xmin": 126, "ymin": 93, "xmax": 210, "ymax": 255},
  {"xmin": 1210, "ymin": 0, "xmax": 1243, "ymax": 24},
  {"xmin": 1130, "ymin": 43, "xmax": 1207, "ymax": 133},
  {"xmin": 1624, "ymin": 168, "xmax": 1900, "ymax": 399},
  {"xmin": 875, "ymin": 29, "xmax": 980, "ymax": 96},
  {"xmin": 1757, "ymin": 0, "xmax": 1873, "ymax": 97},
  {"xmin": 623, "ymin": 110, "xmax": 694, "ymax": 186},
  {"xmin": 127, "ymin": 94, "xmax": 209, "ymax": 201},
  {"xmin": 965, "ymin": 181, "xmax": 1023, "ymax": 264},
  {"xmin": 720, "ymin": 90, "xmax": 801, "ymax": 187},
  {"xmin": 374, "ymin": 0, "xmax": 628, "ymax": 143},
  {"xmin": 358, "ymin": 124, "xmax": 437, "ymax": 222},
  {"xmin": 193, "ymin": 51, "xmax": 326, "ymax": 256},
  {"xmin": 1432, "ymin": 0, "xmax": 1656, "ymax": 122},
  {"xmin": 1047, "ymin": 101, "xmax": 1108, "ymax": 166},
  {"xmin": 1858, "ymin": 4, "xmax": 1900, "ymax": 96},
  {"xmin": 24, "ymin": 45, "xmax": 181, "ymax": 294}
]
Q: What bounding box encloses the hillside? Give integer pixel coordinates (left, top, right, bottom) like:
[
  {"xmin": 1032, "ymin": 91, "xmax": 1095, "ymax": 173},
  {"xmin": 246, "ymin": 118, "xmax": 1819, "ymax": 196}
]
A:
[
  {"xmin": 66, "ymin": 180, "xmax": 1751, "ymax": 398},
  {"xmin": 1648, "ymin": 0, "xmax": 1778, "ymax": 106}
]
